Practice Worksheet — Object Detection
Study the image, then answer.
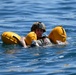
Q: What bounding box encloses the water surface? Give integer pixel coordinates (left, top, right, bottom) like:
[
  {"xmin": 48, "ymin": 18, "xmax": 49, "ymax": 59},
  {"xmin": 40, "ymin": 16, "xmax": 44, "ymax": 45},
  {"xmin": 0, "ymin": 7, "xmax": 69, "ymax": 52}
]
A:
[{"xmin": 0, "ymin": 0, "xmax": 76, "ymax": 75}]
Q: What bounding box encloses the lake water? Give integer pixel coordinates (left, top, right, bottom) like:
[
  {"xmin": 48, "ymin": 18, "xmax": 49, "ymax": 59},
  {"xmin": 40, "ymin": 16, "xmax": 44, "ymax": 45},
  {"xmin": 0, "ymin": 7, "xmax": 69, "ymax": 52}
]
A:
[{"xmin": 0, "ymin": 0, "xmax": 76, "ymax": 75}]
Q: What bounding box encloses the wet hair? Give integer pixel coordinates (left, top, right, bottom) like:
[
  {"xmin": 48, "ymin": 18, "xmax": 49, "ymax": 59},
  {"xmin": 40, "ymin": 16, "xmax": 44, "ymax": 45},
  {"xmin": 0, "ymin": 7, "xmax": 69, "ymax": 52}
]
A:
[{"xmin": 31, "ymin": 22, "xmax": 46, "ymax": 32}]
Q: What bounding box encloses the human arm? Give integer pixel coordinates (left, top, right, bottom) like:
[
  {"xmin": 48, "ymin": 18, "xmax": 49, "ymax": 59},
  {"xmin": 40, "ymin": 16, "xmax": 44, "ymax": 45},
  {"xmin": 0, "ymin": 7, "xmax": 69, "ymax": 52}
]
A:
[
  {"xmin": 30, "ymin": 40, "xmax": 39, "ymax": 47},
  {"xmin": 19, "ymin": 37, "xmax": 27, "ymax": 48},
  {"xmin": 56, "ymin": 40, "xmax": 68, "ymax": 45}
]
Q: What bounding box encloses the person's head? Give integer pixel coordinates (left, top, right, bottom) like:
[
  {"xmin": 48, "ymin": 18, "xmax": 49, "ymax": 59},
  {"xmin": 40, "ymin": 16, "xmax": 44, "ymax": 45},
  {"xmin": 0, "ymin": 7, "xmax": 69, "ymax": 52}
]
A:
[
  {"xmin": 48, "ymin": 26, "xmax": 67, "ymax": 44},
  {"xmin": 31, "ymin": 22, "xmax": 46, "ymax": 39}
]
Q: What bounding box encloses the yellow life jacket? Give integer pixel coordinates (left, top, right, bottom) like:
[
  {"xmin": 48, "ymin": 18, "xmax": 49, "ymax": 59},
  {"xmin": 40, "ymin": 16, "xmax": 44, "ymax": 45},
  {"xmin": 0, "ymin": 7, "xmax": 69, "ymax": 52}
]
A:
[
  {"xmin": 1, "ymin": 31, "xmax": 21, "ymax": 44},
  {"xmin": 48, "ymin": 26, "xmax": 67, "ymax": 44},
  {"xmin": 25, "ymin": 31, "xmax": 37, "ymax": 45}
]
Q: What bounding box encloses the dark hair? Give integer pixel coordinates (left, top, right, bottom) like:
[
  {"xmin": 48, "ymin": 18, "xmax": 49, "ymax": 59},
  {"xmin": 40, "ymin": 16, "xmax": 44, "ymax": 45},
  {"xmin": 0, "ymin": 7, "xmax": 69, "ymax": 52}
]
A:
[{"xmin": 31, "ymin": 22, "xmax": 46, "ymax": 32}]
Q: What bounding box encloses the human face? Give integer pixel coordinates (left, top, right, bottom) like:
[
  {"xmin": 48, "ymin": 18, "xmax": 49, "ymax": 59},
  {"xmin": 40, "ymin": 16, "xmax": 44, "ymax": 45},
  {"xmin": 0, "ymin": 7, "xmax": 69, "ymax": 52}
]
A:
[{"xmin": 35, "ymin": 28, "xmax": 44, "ymax": 39}]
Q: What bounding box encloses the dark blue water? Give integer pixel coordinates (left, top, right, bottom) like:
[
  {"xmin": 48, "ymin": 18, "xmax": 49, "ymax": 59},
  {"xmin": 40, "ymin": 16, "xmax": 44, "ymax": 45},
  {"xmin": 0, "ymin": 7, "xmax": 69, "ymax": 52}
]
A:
[{"xmin": 0, "ymin": 0, "xmax": 76, "ymax": 75}]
